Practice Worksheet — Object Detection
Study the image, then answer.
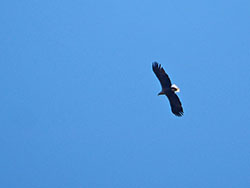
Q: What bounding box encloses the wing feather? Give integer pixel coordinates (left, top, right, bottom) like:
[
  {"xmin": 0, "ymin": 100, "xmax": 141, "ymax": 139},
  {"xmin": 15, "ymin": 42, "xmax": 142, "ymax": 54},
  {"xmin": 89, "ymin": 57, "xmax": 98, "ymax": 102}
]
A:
[
  {"xmin": 152, "ymin": 62, "xmax": 172, "ymax": 88},
  {"xmin": 166, "ymin": 92, "xmax": 184, "ymax": 116}
]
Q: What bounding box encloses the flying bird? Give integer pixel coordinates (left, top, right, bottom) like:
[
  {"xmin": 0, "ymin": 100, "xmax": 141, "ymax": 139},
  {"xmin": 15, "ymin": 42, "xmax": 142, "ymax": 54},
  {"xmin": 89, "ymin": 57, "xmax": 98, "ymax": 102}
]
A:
[{"xmin": 152, "ymin": 62, "xmax": 184, "ymax": 116}]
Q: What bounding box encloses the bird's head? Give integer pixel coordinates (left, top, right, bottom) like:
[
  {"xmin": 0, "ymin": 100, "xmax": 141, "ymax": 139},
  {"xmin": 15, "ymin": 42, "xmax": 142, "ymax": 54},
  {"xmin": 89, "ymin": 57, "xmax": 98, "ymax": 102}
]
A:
[{"xmin": 171, "ymin": 84, "xmax": 180, "ymax": 93}]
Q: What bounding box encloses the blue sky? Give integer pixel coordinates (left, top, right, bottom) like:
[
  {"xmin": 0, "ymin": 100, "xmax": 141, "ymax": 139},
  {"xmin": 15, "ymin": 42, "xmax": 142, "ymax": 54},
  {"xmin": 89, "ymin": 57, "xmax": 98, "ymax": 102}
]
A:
[{"xmin": 1, "ymin": 0, "xmax": 250, "ymax": 187}]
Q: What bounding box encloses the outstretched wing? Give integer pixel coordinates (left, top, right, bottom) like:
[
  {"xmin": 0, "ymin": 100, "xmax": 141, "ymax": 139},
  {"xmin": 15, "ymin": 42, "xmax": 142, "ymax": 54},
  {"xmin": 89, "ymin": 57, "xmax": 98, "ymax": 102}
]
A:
[
  {"xmin": 166, "ymin": 92, "xmax": 184, "ymax": 116},
  {"xmin": 152, "ymin": 62, "xmax": 172, "ymax": 89}
]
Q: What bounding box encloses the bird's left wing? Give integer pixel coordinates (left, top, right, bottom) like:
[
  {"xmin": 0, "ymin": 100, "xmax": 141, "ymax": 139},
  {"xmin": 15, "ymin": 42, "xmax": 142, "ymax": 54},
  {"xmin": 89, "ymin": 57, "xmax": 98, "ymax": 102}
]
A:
[{"xmin": 166, "ymin": 92, "xmax": 184, "ymax": 116}]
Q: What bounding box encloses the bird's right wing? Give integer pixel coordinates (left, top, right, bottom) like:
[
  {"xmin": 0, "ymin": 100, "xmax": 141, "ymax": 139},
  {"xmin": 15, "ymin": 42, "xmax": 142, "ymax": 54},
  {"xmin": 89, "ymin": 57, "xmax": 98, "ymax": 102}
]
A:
[{"xmin": 152, "ymin": 62, "xmax": 172, "ymax": 88}]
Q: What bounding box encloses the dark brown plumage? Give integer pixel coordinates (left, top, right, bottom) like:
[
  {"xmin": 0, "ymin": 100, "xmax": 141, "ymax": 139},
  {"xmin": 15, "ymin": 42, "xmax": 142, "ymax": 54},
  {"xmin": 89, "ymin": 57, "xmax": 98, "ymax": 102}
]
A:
[{"xmin": 152, "ymin": 62, "xmax": 184, "ymax": 117}]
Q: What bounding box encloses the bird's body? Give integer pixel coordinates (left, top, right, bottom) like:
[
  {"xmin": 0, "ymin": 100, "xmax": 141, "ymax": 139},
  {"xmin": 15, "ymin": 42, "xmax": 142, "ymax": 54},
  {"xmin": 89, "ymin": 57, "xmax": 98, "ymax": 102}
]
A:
[{"xmin": 152, "ymin": 62, "xmax": 184, "ymax": 117}]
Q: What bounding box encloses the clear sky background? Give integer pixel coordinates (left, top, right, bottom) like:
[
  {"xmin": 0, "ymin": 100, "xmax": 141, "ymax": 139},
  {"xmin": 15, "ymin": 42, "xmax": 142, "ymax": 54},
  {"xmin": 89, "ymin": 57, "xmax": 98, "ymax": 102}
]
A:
[{"xmin": 1, "ymin": 0, "xmax": 250, "ymax": 187}]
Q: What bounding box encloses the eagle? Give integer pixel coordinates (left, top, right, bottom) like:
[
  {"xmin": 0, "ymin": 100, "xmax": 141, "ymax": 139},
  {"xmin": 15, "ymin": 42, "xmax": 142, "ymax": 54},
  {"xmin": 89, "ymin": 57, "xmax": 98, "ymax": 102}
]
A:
[{"xmin": 152, "ymin": 62, "xmax": 184, "ymax": 117}]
